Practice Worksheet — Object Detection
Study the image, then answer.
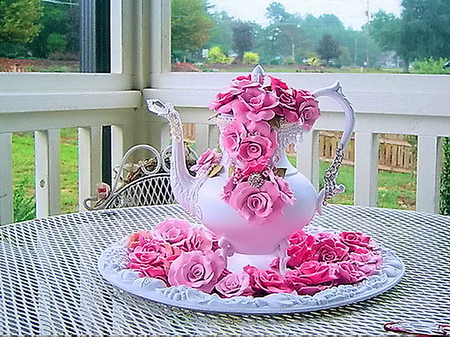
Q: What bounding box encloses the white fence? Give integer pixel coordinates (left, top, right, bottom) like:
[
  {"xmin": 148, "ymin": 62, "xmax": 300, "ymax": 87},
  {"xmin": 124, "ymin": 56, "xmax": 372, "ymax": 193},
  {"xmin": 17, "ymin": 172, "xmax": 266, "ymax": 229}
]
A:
[{"xmin": 0, "ymin": 72, "xmax": 449, "ymax": 224}]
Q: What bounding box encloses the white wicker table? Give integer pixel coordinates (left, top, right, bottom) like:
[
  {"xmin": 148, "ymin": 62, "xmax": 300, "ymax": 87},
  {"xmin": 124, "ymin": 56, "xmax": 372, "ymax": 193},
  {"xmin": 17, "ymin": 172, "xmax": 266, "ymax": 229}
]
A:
[{"xmin": 1, "ymin": 204, "xmax": 449, "ymax": 335}]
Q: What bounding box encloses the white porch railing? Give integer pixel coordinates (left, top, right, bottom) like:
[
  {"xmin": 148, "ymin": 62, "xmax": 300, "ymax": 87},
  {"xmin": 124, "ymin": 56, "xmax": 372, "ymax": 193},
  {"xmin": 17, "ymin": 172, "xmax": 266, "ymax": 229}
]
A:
[{"xmin": 0, "ymin": 73, "xmax": 449, "ymax": 225}]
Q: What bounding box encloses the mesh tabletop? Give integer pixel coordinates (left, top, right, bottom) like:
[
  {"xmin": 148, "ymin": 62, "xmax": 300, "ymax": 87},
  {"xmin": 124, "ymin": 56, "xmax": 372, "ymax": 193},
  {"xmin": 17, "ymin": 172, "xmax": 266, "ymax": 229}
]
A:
[{"xmin": 1, "ymin": 204, "xmax": 449, "ymax": 335}]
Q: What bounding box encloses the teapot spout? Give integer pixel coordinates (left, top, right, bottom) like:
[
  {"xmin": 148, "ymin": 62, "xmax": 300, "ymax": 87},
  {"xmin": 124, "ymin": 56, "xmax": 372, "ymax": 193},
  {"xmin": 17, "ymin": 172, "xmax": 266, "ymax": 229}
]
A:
[{"xmin": 146, "ymin": 99, "xmax": 200, "ymax": 217}]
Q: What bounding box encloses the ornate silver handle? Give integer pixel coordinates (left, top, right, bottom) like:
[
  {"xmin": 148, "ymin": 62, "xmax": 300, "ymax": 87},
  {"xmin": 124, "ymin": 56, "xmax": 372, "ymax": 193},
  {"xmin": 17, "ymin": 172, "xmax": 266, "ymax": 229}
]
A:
[{"xmin": 313, "ymin": 82, "xmax": 356, "ymax": 205}]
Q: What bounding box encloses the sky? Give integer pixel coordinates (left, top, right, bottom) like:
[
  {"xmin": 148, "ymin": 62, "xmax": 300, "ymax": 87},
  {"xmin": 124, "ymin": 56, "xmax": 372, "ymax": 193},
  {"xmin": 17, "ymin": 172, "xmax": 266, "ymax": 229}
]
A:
[{"xmin": 207, "ymin": 0, "xmax": 402, "ymax": 30}]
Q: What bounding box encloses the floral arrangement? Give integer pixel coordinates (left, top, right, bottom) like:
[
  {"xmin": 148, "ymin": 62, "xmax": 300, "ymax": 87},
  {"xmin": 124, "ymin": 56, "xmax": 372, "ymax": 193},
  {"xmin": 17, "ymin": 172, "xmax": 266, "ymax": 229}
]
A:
[
  {"xmin": 126, "ymin": 218, "xmax": 382, "ymax": 298},
  {"xmin": 192, "ymin": 73, "xmax": 321, "ymax": 225}
]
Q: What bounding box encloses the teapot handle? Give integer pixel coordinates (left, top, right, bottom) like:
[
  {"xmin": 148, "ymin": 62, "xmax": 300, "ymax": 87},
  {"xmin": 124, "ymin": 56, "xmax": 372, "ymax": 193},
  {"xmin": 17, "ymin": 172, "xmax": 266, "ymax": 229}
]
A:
[{"xmin": 313, "ymin": 82, "xmax": 355, "ymax": 209}]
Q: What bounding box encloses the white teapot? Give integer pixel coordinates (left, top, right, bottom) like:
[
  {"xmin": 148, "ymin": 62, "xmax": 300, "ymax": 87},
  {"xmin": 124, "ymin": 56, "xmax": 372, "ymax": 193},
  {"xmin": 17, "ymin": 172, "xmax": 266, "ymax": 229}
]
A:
[{"xmin": 147, "ymin": 65, "xmax": 355, "ymax": 271}]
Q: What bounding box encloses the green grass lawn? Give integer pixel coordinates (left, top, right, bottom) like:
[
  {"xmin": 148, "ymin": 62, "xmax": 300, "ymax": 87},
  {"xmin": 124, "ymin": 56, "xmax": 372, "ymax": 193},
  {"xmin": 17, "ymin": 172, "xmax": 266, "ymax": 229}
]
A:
[
  {"xmin": 318, "ymin": 162, "xmax": 416, "ymax": 209},
  {"xmin": 12, "ymin": 129, "xmax": 79, "ymax": 216},
  {"xmin": 11, "ymin": 131, "xmax": 417, "ymax": 222}
]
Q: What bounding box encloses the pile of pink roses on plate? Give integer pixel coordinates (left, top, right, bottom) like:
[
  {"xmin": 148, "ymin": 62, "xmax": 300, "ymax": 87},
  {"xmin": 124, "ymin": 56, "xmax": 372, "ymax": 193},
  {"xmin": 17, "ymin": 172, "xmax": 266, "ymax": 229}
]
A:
[
  {"xmin": 126, "ymin": 218, "xmax": 383, "ymax": 298},
  {"xmin": 204, "ymin": 73, "xmax": 322, "ymax": 225}
]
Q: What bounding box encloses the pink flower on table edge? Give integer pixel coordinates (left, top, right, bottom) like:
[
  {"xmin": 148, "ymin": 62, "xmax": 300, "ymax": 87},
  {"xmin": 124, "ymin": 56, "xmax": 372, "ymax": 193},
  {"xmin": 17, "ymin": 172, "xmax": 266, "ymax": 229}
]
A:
[
  {"xmin": 333, "ymin": 261, "xmax": 368, "ymax": 284},
  {"xmin": 96, "ymin": 182, "xmax": 110, "ymax": 200},
  {"xmin": 244, "ymin": 265, "xmax": 294, "ymax": 296},
  {"xmin": 214, "ymin": 272, "xmax": 252, "ymax": 298},
  {"xmin": 286, "ymin": 261, "xmax": 335, "ymax": 295},
  {"xmin": 339, "ymin": 231, "xmax": 372, "ymax": 252},
  {"xmin": 289, "ymin": 230, "xmax": 315, "ymax": 246},
  {"xmin": 168, "ymin": 250, "xmax": 225, "ymax": 293},
  {"xmin": 181, "ymin": 227, "xmax": 215, "ymax": 252},
  {"xmin": 312, "ymin": 237, "xmax": 349, "ymax": 263},
  {"xmin": 227, "ymin": 180, "xmax": 292, "ymax": 225},
  {"xmin": 287, "ymin": 244, "xmax": 313, "ymax": 269},
  {"xmin": 127, "ymin": 229, "xmax": 153, "ymax": 249},
  {"xmin": 349, "ymin": 251, "xmax": 383, "ymax": 274},
  {"xmin": 153, "ymin": 218, "xmax": 193, "ymax": 247},
  {"xmin": 128, "ymin": 244, "xmax": 170, "ymax": 281},
  {"xmin": 191, "ymin": 148, "xmax": 222, "ymax": 175}
]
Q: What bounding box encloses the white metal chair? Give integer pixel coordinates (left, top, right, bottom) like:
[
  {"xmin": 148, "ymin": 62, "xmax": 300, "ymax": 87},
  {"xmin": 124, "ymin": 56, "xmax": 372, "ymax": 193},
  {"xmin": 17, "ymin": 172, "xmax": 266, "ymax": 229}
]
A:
[{"xmin": 83, "ymin": 143, "xmax": 196, "ymax": 210}]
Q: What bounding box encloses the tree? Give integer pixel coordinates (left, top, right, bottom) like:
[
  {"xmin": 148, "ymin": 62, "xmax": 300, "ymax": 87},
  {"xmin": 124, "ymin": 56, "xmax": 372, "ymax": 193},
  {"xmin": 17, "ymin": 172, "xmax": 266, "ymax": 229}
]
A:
[
  {"xmin": 0, "ymin": 0, "xmax": 41, "ymax": 44},
  {"xmin": 371, "ymin": 0, "xmax": 450, "ymax": 71},
  {"xmin": 206, "ymin": 11, "xmax": 233, "ymax": 54},
  {"xmin": 171, "ymin": 0, "xmax": 213, "ymax": 62},
  {"xmin": 316, "ymin": 33, "xmax": 341, "ymax": 65},
  {"xmin": 0, "ymin": 0, "xmax": 42, "ymax": 57},
  {"xmin": 266, "ymin": 2, "xmax": 292, "ymax": 24},
  {"xmin": 231, "ymin": 21, "xmax": 254, "ymax": 62}
]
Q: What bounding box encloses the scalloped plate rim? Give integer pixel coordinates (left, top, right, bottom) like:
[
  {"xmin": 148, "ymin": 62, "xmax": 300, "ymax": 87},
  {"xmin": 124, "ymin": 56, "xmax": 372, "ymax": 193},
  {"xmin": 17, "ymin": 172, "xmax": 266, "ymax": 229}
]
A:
[{"xmin": 98, "ymin": 238, "xmax": 405, "ymax": 315}]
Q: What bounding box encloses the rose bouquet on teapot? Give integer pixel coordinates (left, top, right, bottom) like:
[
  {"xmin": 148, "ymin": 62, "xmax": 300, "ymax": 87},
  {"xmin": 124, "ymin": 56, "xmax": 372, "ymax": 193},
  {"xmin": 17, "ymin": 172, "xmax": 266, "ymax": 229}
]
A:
[{"xmin": 124, "ymin": 67, "xmax": 384, "ymax": 299}]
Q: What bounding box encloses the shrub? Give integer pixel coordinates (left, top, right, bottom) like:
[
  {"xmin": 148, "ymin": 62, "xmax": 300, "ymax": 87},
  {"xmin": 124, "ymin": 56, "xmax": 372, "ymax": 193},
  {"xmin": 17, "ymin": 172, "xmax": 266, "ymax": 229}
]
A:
[
  {"xmin": 243, "ymin": 52, "xmax": 259, "ymax": 65},
  {"xmin": 413, "ymin": 57, "xmax": 449, "ymax": 74},
  {"xmin": 440, "ymin": 138, "xmax": 450, "ymax": 215},
  {"xmin": 13, "ymin": 178, "xmax": 36, "ymax": 223},
  {"xmin": 207, "ymin": 46, "xmax": 232, "ymax": 64}
]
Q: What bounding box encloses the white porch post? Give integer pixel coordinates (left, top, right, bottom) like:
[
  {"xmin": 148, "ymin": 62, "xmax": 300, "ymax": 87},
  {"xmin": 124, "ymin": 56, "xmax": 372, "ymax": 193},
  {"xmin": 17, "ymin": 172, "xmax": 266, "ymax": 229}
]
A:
[
  {"xmin": 35, "ymin": 130, "xmax": 61, "ymax": 217},
  {"xmin": 416, "ymin": 135, "xmax": 443, "ymax": 213},
  {"xmin": 0, "ymin": 133, "xmax": 13, "ymax": 224},
  {"xmin": 297, "ymin": 130, "xmax": 320, "ymax": 190},
  {"xmin": 78, "ymin": 126, "xmax": 102, "ymax": 211},
  {"xmin": 195, "ymin": 124, "xmax": 218, "ymax": 155},
  {"xmin": 354, "ymin": 132, "xmax": 379, "ymax": 207}
]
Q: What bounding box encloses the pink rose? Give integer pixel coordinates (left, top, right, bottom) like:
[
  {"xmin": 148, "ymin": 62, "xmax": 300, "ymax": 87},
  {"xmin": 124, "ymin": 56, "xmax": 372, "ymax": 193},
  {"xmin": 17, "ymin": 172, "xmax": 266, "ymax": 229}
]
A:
[
  {"xmin": 289, "ymin": 230, "xmax": 315, "ymax": 246},
  {"xmin": 334, "ymin": 261, "xmax": 367, "ymax": 284},
  {"xmin": 286, "ymin": 261, "xmax": 334, "ymax": 295},
  {"xmin": 191, "ymin": 148, "xmax": 222, "ymax": 175},
  {"xmin": 168, "ymin": 251, "xmax": 225, "ymax": 293},
  {"xmin": 232, "ymin": 86, "xmax": 278, "ymax": 123},
  {"xmin": 221, "ymin": 176, "xmax": 237, "ymax": 202},
  {"xmin": 286, "ymin": 244, "xmax": 313, "ymax": 269},
  {"xmin": 127, "ymin": 230, "xmax": 153, "ymax": 249},
  {"xmin": 222, "ymin": 120, "xmax": 277, "ymax": 164},
  {"xmin": 272, "ymin": 175, "xmax": 296, "ymax": 204},
  {"xmin": 312, "ymin": 238, "xmax": 349, "ymax": 263},
  {"xmin": 236, "ymin": 133, "xmax": 276, "ymax": 164},
  {"xmin": 268, "ymin": 76, "xmax": 297, "ymax": 120},
  {"xmin": 297, "ymin": 97, "xmax": 321, "ymax": 130},
  {"xmin": 153, "ymin": 219, "xmax": 193, "ymax": 247},
  {"xmin": 339, "ymin": 232, "xmax": 372, "ymax": 252},
  {"xmin": 208, "ymin": 91, "xmax": 235, "ymax": 114},
  {"xmin": 128, "ymin": 244, "xmax": 169, "ymax": 281},
  {"xmin": 215, "ymin": 272, "xmax": 252, "ymax": 298},
  {"xmin": 244, "ymin": 265, "xmax": 294, "ymax": 296},
  {"xmin": 96, "ymin": 182, "xmax": 110, "ymax": 200},
  {"xmin": 221, "ymin": 120, "xmax": 246, "ymax": 155},
  {"xmin": 349, "ymin": 251, "xmax": 383, "ymax": 274},
  {"xmin": 182, "ymin": 227, "xmax": 215, "ymax": 252},
  {"xmin": 227, "ymin": 181, "xmax": 288, "ymax": 225},
  {"xmin": 240, "ymin": 161, "xmax": 270, "ymax": 178},
  {"xmin": 208, "ymin": 75, "xmax": 258, "ymax": 114}
]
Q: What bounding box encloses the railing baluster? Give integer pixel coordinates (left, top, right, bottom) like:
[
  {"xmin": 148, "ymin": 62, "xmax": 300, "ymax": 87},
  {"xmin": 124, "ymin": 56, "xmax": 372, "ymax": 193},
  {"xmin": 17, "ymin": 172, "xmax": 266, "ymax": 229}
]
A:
[
  {"xmin": 35, "ymin": 130, "xmax": 61, "ymax": 218},
  {"xmin": 111, "ymin": 125, "xmax": 124, "ymax": 189},
  {"xmin": 0, "ymin": 133, "xmax": 13, "ymax": 224},
  {"xmin": 354, "ymin": 132, "xmax": 379, "ymax": 207},
  {"xmin": 78, "ymin": 126, "xmax": 102, "ymax": 211},
  {"xmin": 195, "ymin": 124, "xmax": 218, "ymax": 155},
  {"xmin": 297, "ymin": 130, "xmax": 320, "ymax": 190},
  {"xmin": 417, "ymin": 135, "xmax": 443, "ymax": 213}
]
